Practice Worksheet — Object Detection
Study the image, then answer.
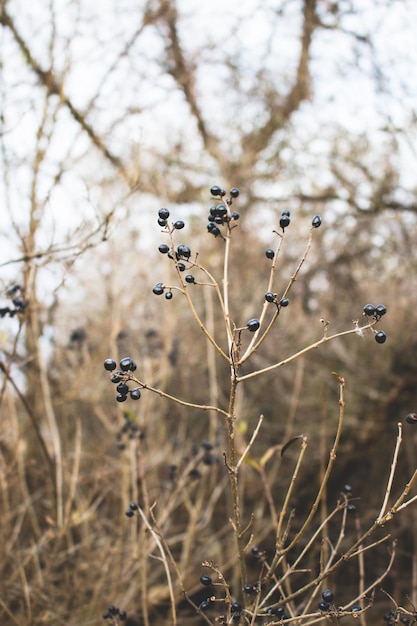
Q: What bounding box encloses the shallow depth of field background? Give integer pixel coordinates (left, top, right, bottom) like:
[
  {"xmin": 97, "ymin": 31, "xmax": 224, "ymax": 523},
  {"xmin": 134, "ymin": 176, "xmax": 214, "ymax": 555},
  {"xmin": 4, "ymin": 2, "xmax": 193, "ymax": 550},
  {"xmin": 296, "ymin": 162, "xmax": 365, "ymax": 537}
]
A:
[{"xmin": 1, "ymin": 0, "xmax": 417, "ymax": 624}]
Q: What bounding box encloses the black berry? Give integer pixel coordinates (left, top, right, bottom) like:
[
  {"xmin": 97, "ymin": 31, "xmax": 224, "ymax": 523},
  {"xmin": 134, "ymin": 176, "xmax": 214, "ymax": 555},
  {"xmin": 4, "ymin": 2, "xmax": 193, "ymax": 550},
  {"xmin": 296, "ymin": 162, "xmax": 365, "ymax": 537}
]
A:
[
  {"xmin": 279, "ymin": 297, "xmax": 289, "ymax": 307},
  {"xmin": 158, "ymin": 243, "xmax": 170, "ymax": 254},
  {"xmin": 375, "ymin": 330, "xmax": 387, "ymax": 344},
  {"xmin": 129, "ymin": 501, "xmax": 138, "ymax": 510},
  {"xmin": 116, "ymin": 382, "xmax": 129, "ymax": 395},
  {"xmin": 200, "ymin": 574, "xmax": 212, "ymax": 586},
  {"xmin": 351, "ymin": 605, "xmax": 361, "ymax": 612},
  {"xmin": 265, "ymin": 248, "xmax": 275, "ymax": 259},
  {"xmin": 158, "ymin": 208, "xmax": 170, "ymax": 220},
  {"xmin": 125, "ymin": 508, "xmax": 134, "ymax": 517},
  {"xmin": 265, "ymin": 292, "xmax": 276, "ymax": 303},
  {"xmin": 405, "ymin": 413, "xmax": 417, "ymax": 425},
  {"xmin": 208, "ymin": 224, "xmax": 221, "ymax": 237},
  {"xmin": 318, "ymin": 601, "xmax": 330, "ymax": 611},
  {"xmin": 312, "ymin": 215, "xmax": 322, "ymax": 228},
  {"xmin": 363, "ymin": 303, "xmax": 376, "ymax": 316},
  {"xmin": 282, "ymin": 210, "xmax": 291, "ymax": 216},
  {"xmin": 158, "ymin": 217, "xmax": 167, "ymax": 227},
  {"xmin": 110, "ymin": 371, "xmax": 124, "ymax": 383},
  {"xmin": 347, "ymin": 503, "xmax": 357, "ymax": 513},
  {"xmin": 119, "ymin": 611, "xmax": 127, "ymax": 621},
  {"xmin": 322, "ymin": 589, "xmax": 334, "ymax": 603},
  {"xmin": 165, "ymin": 291, "xmax": 173, "ymax": 300},
  {"xmin": 185, "ymin": 274, "xmax": 195, "ymax": 284},
  {"xmin": 375, "ymin": 304, "xmax": 387, "ymax": 317},
  {"xmin": 116, "ymin": 393, "xmax": 128, "ymax": 403},
  {"xmin": 130, "ymin": 389, "xmax": 141, "ymax": 400},
  {"xmin": 108, "ymin": 605, "xmax": 119, "ymax": 616},
  {"xmin": 280, "ymin": 214, "xmax": 290, "ymax": 230},
  {"xmin": 177, "ymin": 244, "xmax": 191, "ymax": 259},
  {"xmin": 120, "ymin": 357, "xmax": 135, "ymax": 371},
  {"xmin": 231, "ymin": 211, "xmax": 240, "ymax": 220},
  {"xmin": 230, "ymin": 187, "xmax": 240, "ymax": 198},
  {"xmin": 244, "ymin": 584, "xmax": 256, "ymax": 594},
  {"xmin": 173, "ymin": 220, "xmax": 185, "ymax": 230},
  {"xmin": 231, "ymin": 602, "xmax": 242, "ymax": 613},
  {"xmin": 153, "ymin": 282, "xmax": 164, "ymax": 295},
  {"xmin": 210, "ymin": 185, "xmax": 222, "ymax": 196},
  {"xmin": 104, "ymin": 359, "xmax": 117, "ymax": 371},
  {"xmin": 247, "ymin": 318, "xmax": 260, "ymax": 332},
  {"xmin": 343, "ymin": 484, "xmax": 352, "ymax": 494},
  {"xmin": 200, "ymin": 600, "xmax": 211, "ymax": 611}
]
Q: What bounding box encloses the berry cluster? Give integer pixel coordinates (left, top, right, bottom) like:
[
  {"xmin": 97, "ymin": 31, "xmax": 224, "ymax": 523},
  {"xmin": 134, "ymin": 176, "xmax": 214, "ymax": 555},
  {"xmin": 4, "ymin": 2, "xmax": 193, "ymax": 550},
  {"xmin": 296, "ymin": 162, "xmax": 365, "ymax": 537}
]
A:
[
  {"xmin": 153, "ymin": 207, "xmax": 197, "ymax": 298},
  {"xmin": 383, "ymin": 609, "xmax": 412, "ymax": 625},
  {"xmin": 0, "ymin": 284, "xmax": 27, "ymax": 318},
  {"xmin": 125, "ymin": 501, "xmax": 139, "ymax": 518},
  {"xmin": 264, "ymin": 214, "xmax": 321, "ymax": 261},
  {"xmin": 265, "ymin": 292, "xmax": 289, "ymax": 308},
  {"xmin": 157, "ymin": 207, "xmax": 185, "ymax": 231},
  {"xmin": 206, "ymin": 185, "xmax": 240, "ymax": 237},
  {"xmin": 267, "ymin": 604, "xmax": 290, "ymax": 619},
  {"xmin": 102, "ymin": 604, "xmax": 127, "ymax": 622},
  {"xmin": 279, "ymin": 209, "xmax": 291, "ymax": 232},
  {"xmin": 363, "ymin": 303, "xmax": 388, "ymax": 344},
  {"xmin": 115, "ymin": 415, "xmax": 144, "ymax": 449},
  {"xmin": 103, "ymin": 358, "xmax": 142, "ymax": 403},
  {"xmin": 318, "ymin": 588, "xmax": 334, "ymax": 612}
]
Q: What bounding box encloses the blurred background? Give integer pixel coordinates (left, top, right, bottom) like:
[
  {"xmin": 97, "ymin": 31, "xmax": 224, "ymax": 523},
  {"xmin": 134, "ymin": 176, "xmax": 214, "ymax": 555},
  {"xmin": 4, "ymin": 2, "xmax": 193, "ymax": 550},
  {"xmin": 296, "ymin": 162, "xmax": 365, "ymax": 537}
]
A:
[{"xmin": 1, "ymin": 0, "xmax": 417, "ymax": 624}]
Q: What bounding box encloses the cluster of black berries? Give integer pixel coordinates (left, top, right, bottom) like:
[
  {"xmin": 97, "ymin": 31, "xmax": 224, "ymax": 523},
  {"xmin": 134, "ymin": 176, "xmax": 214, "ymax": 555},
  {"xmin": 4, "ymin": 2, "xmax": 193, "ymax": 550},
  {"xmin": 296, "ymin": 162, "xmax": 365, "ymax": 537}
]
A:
[
  {"xmin": 115, "ymin": 416, "xmax": 144, "ymax": 450},
  {"xmin": 318, "ymin": 588, "xmax": 335, "ymax": 612},
  {"xmin": 318, "ymin": 589, "xmax": 361, "ymax": 614},
  {"xmin": 125, "ymin": 501, "xmax": 138, "ymax": 518},
  {"xmin": 383, "ymin": 609, "xmax": 412, "ymax": 625},
  {"xmin": 0, "ymin": 284, "xmax": 27, "ymax": 318},
  {"xmin": 363, "ymin": 303, "xmax": 388, "ymax": 344},
  {"xmin": 169, "ymin": 441, "xmax": 219, "ymax": 485},
  {"xmin": 343, "ymin": 483, "xmax": 357, "ymax": 514},
  {"xmin": 267, "ymin": 605, "xmax": 290, "ymax": 619},
  {"xmin": 265, "ymin": 292, "xmax": 290, "ymax": 308},
  {"xmin": 279, "ymin": 209, "xmax": 291, "ymax": 232},
  {"xmin": 206, "ymin": 185, "xmax": 240, "ymax": 237},
  {"xmin": 102, "ymin": 604, "xmax": 127, "ymax": 621},
  {"xmin": 157, "ymin": 207, "xmax": 184, "ymax": 231},
  {"xmin": 104, "ymin": 358, "xmax": 142, "ymax": 403},
  {"xmin": 264, "ymin": 214, "xmax": 322, "ymax": 260}
]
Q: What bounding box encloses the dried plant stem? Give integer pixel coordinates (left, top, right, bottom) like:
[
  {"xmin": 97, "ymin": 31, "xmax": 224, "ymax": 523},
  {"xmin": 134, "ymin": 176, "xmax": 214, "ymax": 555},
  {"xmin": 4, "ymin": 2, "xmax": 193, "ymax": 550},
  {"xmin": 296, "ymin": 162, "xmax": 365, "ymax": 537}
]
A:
[
  {"xmin": 236, "ymin": 414, "xmax": 264, "ymax": 471},
  {"xmin": 225, "ymin": 374, "xmax": 247, "ymax": 588},
  {"xmin": 275, "ymin": 436, "xmax": 308, "ymax": 549},
  {"xmin": 130, "ymin": 378, "xmax": 229, "ymax": 417},
  {"xmin": 378, "ymin": 422, "xmax": 403, "ymax": 522},
  {"xmin": 136, "ymin": 506, "xmax": 178, "ymax": 626},
  {"xmin": 240, "ymin": 229, "xmax": 313, "ymax": 364},
  {"xmin": 270, "ymin": 375, "xmax": 346, "ymax": 578},
  {"xmin": 237, "ymin": 323, "xmax": 376, "ymax": 382}
]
